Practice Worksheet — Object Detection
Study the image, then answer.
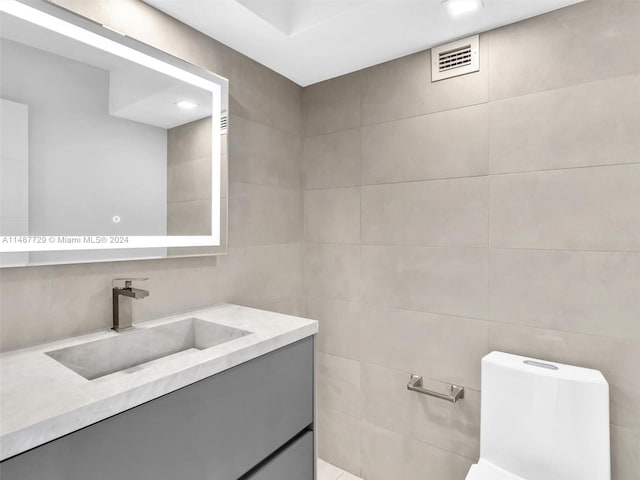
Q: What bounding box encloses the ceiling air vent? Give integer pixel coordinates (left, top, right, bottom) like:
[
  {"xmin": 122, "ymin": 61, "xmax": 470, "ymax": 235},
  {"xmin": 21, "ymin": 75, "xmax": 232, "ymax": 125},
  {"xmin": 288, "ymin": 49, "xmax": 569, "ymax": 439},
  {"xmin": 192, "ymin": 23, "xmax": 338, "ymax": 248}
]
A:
[{"xmin": 431, "ymin": 35, "xmax": 479, "ymax": 82}]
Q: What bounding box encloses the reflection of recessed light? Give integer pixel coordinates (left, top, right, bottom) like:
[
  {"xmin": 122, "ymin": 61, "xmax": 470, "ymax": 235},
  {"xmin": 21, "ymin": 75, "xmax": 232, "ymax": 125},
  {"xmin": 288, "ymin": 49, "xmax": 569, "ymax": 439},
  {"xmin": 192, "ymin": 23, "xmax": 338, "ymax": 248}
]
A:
[
  {"xmin": 442, "ymin": 0, "xmax": 483, "ymax": 17},
  {"xmin": 176, "ymin": 101, "xmax": 197, "ymax": 109}
]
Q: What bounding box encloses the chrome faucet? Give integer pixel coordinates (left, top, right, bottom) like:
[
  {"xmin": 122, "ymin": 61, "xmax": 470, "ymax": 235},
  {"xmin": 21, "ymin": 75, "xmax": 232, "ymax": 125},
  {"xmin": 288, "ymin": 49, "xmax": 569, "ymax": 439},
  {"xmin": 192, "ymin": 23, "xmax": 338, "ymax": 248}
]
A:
[{"xmin": 112, "ymin": 278, "xmax": 149, "ymax": 332}]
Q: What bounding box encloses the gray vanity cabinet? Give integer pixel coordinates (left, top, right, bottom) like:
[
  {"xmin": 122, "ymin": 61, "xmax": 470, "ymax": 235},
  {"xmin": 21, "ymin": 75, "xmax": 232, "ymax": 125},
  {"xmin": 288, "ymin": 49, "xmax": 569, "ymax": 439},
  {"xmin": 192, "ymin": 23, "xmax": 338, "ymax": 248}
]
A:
[
  {"xmin": 245, "ymin": 431, "xmax": 314, "ymax": 480},
  {"xmin": 0, "ymin": 337, "xmax": 315, "ymax": 480}
]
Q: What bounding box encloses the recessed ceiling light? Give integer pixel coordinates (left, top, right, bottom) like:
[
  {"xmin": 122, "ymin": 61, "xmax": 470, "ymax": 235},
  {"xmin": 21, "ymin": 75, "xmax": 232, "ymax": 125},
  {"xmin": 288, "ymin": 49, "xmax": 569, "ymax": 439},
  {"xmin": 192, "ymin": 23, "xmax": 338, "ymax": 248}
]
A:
[
  {"xmin": 442, "ymin": 0, "xmax": 483, "ymax": 18},
  {"xmin": 176, "ymin": 100, "xmax": 197, "ymax": 109}
]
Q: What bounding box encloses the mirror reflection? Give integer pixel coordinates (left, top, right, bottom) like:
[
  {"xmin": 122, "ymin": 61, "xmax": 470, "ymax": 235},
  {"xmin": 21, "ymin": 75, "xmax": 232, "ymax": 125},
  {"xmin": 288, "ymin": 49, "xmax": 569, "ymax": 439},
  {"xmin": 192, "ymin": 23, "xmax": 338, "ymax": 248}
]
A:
[{"xmin": 0, "ymin": 4, "xmax": 227, "ymax": 267}]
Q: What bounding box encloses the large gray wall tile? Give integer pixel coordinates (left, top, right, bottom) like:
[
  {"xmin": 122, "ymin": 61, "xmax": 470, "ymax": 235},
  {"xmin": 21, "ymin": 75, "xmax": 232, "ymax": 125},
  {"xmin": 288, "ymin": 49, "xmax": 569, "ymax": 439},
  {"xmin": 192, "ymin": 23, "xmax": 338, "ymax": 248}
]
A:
[
  {"xmin": 487, "ymin": 322, "xmax": 640, "ymax": 432},
  {"xmin": 305, "ymin": 187, "xmax": 360, "ymax": 244},
  {"xmin": 167, "ymin": 117, "xmax": 214, "ymax": 243},
  {"xmin": 362, "ymin": 177, "xmax": 488, "ymax": 247},
  {"xmin": 167, "ymin": 157, "xmax": 211, "ymax": 203},
  {"xmin": 361, "ymin": 363, "xmax": 481, "ymax": 461},
  {"xmin": 360, "ymin": 305, "xmax": 488, "ymax": 390},
  {"xmin": 360, "ymin": 36, "xmax": 488, "ymax": 126},
  {"xmin": 360, "ymin": 422, "xmax": 473, "ymax": 480},
  {"xmin": 0, "ymin": 266, "xmax": 53, "ymax": 351},
  {"xmin": 167, "ymin": 200, "xmax": 211, "ymax": 235},
  {"xmin": 0, "ymin": 256, "xmax": 221, "ymax": 352},
  {"xmin": 490, "ymin": 165, "xmax": 640, "ymax": 251},
  {"xmin": 303, "ymin": 129, "xmax": 361, "ymax": 189},
  {"xmin": 361, "ymin": 104, "xmax": 489, "ymax": 185},
  {"xmin": 317, "ymin": 352, "xmax": 361, "ymax": 418},
  {"xmin": 490, "ymin": 249, "xmax": 640, "ymax": 340},
  {"xmin": 317, "ymin": 408, "xmax": 361, "ymax": 476},
  {"xmin": 258, "ymin": 297, "xmax": 305, "ymax": 317},
  {"xmin": 223, "ymin": 51, "xmax": 303, "ymax": 135},
  {"xmin": 611, "ymin": 425, "xmax": 640, "ymax": 480},
  {"xmin": 116, "ymin": 256, "xmax": 219, "ymax": 323},
  {"xmin": 304, "ymin": 244, "xmax": 361, "ymax": 302},
  {"xmin": 167, "ymin": 117, "xmax": 212, "ymax": 164},
  {"xmin": 229, "ymin": 182, "xmax": 302, "ymax": 246},
  {"xmin": 229, "ymin": 115, "xmax": 302, "ymax": 188},
  {"xmin": 49, "ymin": 263, "xmax": 118, "ymax": 339},
  {"xmin": 361, "ymin": 246, "xmax": 488, "ymax": 319},
  {"xmin": 305, "ymin": 296, "xmax": 361, "ymax": 360},
  {"xmin": 489, "ymin": 1, "xmax": 640, "ymax": 100},
  {"xmin": 219, "ymin": 244, "xmax": 303, "ymax": 307},
  {"xmin": 490, "ymin": 74, "xmax": 640, "ymax": 174},
  {"xmin": 303, "ymin": 73, "xmax": 360, "ymax": 136}
]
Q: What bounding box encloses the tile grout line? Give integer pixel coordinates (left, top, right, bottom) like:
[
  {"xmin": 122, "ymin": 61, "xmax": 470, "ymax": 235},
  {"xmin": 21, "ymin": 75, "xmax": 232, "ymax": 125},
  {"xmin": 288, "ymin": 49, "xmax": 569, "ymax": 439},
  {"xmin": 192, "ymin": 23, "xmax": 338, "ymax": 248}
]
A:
[
  {"xmin": 357, "ymin": 73, "xmax": 365, "ymax": 480},
  {"xmin": 305, "ymin": 293, "xmax": 640, "ymax": 345},
  {"xmin": 301, "ymin": 160, "xmax": 640, "ymax": 193},
  {"xmin": 308, "ymin": 70, "xmax": 640, "ymax": 134},
  {"xmin": 230, "ymin": 112, "xmax": 302, "ymax": 138},
  {"xmin": 488, "ymin": 68, "xmax": 640, "ymax": 105},
  {"xmin": 229, "ymin": 180, "xmax": 303, "ymax": 191},
  {"xmin": 303, "ymin": 241, "xmax": 640, "ymax": 255},
  {"xmin": 301, "ymin": 125, "xmax": 308, "ymax": 316},
  {"xmin": 305, "ymin": 161, "xmax": 640, "ymax": 192},
  {"xmin": 486, "ymin": 34, "xmax": 492, "ymax": 344}
]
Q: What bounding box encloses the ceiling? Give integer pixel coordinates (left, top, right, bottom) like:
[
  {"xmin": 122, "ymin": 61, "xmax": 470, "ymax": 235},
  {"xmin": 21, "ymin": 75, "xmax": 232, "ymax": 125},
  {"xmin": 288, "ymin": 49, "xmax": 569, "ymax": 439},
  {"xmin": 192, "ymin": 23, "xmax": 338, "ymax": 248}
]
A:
[{"xmin": 144, "ymin": 0, "xmax": 582, "ymax": 87}]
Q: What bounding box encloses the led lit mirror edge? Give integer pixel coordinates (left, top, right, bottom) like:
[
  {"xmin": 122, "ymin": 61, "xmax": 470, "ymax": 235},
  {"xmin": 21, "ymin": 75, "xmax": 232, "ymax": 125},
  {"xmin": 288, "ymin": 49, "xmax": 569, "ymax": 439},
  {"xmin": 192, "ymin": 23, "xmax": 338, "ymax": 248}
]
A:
[{"xmin": 1, "ymin": 0, "xmax": 230, "ymax": 267}]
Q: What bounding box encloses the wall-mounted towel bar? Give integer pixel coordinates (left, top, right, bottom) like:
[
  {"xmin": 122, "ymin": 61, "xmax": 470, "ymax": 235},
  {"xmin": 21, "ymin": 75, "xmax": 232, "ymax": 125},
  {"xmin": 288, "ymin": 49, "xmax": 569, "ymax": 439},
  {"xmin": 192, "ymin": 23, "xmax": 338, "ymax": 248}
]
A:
[{"xmin": 407, "ymin": 375, "xmax": 465, "ymax": 403}]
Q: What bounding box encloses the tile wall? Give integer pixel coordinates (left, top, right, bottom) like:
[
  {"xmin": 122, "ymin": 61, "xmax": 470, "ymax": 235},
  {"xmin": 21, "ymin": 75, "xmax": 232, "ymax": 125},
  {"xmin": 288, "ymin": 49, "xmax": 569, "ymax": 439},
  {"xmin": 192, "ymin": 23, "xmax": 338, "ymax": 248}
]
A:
[{"xmin": 303, "ymin": 2, "xmax": 640, "ymax": 478}]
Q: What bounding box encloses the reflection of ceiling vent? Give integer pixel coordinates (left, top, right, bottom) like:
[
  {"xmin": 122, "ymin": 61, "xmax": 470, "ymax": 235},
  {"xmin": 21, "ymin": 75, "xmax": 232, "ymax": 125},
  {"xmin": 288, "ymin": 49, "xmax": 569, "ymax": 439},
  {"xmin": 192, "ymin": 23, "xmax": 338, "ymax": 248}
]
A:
[
  {"xmin": 221, "ymin": 112, "xmax": 228, "ymax": 134},
  {"xmin": 431, "ymin": 35, "xmax": 479, "ymax": 82}
]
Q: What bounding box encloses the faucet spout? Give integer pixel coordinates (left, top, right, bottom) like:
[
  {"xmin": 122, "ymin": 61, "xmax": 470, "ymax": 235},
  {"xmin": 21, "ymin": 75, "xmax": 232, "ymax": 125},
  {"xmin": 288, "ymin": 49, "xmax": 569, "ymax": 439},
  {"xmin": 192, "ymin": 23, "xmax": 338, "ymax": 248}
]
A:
[
  {"xmin": 116, "ymin": 287, "xmax": 149, "ymax": 300},
  {"xmin": 112, "ymin": 278, "xmax": 149, "ymax": 332}
]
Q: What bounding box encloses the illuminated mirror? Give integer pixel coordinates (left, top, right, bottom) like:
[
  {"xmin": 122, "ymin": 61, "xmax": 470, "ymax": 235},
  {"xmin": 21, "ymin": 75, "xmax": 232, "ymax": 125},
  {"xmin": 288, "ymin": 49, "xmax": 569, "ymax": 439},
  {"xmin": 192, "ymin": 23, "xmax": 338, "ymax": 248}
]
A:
[{"xmin": 0, "ymin": 0, "xmax": 228, "ymax": 266}]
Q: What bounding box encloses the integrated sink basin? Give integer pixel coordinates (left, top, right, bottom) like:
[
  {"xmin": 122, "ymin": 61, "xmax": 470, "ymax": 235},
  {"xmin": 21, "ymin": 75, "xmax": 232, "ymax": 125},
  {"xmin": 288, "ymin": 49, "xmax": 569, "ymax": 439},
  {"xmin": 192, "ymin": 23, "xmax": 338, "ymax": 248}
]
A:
[{"xmin": 46, "ymin": 318, "xmax": 252, "ymax": 380}]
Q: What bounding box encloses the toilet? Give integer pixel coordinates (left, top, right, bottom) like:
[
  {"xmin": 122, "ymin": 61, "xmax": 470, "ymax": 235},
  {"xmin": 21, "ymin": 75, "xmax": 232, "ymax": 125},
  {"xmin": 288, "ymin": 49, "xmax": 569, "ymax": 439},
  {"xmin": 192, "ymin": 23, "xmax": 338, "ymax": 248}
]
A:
[{"xmin": 466, "ymin": 351, "xmax": 610, "ymax": 480}]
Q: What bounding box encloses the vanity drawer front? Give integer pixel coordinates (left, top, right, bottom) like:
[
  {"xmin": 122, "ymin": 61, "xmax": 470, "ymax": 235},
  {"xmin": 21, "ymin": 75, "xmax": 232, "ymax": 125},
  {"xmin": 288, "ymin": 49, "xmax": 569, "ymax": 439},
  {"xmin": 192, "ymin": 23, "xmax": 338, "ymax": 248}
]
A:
[
  {"xmin": 0, "ymin": 336, "xmax": 315, "ymax": 480},
  {"xmin": 244, "ymin": 430, "xmax": 314, "ymax": 480}
]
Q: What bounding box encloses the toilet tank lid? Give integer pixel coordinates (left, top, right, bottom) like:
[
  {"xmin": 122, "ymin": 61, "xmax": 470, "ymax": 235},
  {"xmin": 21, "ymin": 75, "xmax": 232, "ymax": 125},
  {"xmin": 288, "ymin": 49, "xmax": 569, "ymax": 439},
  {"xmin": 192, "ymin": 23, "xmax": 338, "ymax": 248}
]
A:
[{"xmin": 483, "ymin": 351, "xmax": 607, "ymax": 385}]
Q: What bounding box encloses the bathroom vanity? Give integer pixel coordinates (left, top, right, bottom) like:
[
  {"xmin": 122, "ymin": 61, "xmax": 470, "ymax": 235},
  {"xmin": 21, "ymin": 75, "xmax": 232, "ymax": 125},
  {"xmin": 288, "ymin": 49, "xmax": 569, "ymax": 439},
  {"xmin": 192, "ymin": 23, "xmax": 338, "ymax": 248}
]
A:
[{"xmin": 0, "ymin": 304, "xmax": 318, "ymax": 480}]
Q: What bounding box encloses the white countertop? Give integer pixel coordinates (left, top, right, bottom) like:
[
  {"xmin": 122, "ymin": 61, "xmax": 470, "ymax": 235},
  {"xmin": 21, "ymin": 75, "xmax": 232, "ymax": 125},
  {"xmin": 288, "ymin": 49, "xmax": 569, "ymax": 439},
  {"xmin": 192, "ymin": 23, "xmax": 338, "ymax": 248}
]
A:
[{"xmin": 0, "ymin": 304, "xmax": 318, "ymax": 461}]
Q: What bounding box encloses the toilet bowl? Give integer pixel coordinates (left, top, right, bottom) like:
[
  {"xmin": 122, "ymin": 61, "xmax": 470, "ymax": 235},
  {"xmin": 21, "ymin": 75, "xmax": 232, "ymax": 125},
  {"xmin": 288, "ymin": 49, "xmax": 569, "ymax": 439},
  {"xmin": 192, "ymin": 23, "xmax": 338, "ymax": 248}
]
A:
[{"xmin": 466, "ymin": 351, "xmax": 610, "ymax": 480}]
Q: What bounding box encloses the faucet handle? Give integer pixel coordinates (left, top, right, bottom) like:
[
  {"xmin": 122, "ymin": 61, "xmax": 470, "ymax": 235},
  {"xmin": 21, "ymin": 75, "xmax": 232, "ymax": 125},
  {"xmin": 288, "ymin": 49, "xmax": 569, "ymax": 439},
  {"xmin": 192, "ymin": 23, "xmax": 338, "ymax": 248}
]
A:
[{"xmin": 112, "ymin": 277, "xmax": 149, "ymax": 288}]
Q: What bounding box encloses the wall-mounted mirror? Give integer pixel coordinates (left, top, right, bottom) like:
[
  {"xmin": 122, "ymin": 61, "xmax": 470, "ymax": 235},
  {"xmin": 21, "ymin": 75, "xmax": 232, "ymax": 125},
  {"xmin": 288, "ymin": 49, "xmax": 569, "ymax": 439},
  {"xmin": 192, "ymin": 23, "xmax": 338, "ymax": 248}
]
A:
[{"xmin": 0, "ymin": 0, "xmax": 228, "ymax": 267}]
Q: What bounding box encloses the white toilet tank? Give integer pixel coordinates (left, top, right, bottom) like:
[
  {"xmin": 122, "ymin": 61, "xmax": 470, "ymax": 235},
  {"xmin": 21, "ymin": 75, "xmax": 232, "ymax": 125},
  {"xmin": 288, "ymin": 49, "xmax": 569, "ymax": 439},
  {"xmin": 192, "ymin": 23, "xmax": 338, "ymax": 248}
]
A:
[{"xmin": 480, "ymin": 351, "xmax": 610, "ymax": 480}]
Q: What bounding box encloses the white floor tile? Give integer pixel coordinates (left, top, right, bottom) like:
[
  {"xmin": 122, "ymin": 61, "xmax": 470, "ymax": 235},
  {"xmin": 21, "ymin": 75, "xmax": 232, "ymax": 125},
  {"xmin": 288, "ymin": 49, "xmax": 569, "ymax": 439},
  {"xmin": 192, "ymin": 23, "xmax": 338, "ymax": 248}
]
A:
[
  {"xmin": 318, "ymin": 458, "xmax": 346, "ymax": 480},
  {"xmin": 340, "ymin": 472, "xmax": 363, "ymax": 480},
  {"xmin": 318, "ymin": 458, "xmax": 364, "ymax": 480}
]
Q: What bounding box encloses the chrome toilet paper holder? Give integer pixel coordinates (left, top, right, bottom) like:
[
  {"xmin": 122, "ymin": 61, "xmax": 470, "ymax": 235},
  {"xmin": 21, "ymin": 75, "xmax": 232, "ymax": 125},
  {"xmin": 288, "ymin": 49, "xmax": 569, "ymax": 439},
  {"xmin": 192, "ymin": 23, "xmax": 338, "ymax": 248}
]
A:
[{"xmin": 407, "ymin": 374, "xmax": 465, "ymax": 403}]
